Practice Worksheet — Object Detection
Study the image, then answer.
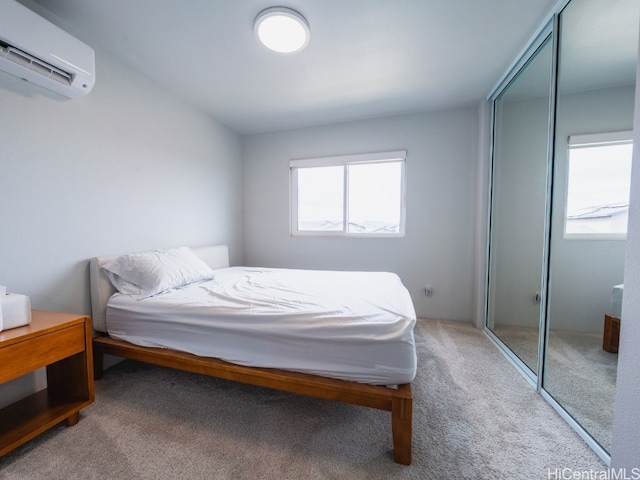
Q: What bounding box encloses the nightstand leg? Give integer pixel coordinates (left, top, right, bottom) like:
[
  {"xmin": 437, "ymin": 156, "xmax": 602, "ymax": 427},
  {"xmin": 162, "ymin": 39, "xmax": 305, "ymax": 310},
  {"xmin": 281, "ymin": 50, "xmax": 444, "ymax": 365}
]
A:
[{"xmin": 66, "ymin": 412, "xmax": 80, "ymax": 427}]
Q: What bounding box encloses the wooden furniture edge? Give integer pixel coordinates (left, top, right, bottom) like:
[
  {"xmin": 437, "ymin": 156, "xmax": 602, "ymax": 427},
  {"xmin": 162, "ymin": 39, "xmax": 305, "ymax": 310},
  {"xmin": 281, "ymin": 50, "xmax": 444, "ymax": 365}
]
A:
[
  {"xmin": 93, "ymin": 334, "xmax": 412, "ymax": 464},
  {"xmin": 603, "ymin": 314, "xmax": 620, "ymax": 353}
]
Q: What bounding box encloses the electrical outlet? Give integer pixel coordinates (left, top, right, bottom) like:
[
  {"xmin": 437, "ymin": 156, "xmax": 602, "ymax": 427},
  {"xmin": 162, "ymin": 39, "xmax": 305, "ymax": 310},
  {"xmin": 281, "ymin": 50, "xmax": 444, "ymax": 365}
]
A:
[{"xmin": 424, "ymin": 285, "xmax": 433, "ymax": 296}]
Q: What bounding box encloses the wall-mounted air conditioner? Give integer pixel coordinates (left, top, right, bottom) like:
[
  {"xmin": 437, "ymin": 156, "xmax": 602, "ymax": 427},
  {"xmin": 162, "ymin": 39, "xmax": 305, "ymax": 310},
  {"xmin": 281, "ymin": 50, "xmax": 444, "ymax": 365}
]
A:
[{"xmin": 0, "ymin": 0, "xmax": 95, "ymax": 98}]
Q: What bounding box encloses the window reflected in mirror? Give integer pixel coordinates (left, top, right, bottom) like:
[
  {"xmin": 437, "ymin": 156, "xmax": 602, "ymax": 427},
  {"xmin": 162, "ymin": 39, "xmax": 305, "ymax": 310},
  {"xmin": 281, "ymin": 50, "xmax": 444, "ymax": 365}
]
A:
[{"xmin": 564, "ymin": 133, "xmax": 633, "ymax": 238}]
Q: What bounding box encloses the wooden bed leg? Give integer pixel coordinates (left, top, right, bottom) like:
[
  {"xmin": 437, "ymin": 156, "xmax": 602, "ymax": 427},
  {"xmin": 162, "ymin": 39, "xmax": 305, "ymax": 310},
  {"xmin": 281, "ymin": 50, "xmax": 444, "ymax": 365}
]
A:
[
  {"xmin": 391, "ymin": 383, "xmax": 413, "ymax": 465},
  {"xmin": 93, "ymin": 344, "xmax": 104, "ymax": 380}
]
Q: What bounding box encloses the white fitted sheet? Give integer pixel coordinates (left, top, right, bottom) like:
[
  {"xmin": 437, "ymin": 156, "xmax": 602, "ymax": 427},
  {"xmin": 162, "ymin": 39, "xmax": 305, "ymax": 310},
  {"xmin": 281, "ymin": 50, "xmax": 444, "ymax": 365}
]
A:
[
  {"xmin": 611, "ymin": 284, "xmax": 624, "ymax": 319},
  {"xmin": 106, "ymin": 267, "xmax": 417, "ymax": 385}
]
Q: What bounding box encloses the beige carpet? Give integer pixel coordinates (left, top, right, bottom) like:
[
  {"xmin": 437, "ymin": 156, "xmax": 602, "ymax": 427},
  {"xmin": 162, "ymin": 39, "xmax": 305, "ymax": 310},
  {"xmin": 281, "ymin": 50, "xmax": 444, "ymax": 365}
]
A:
[
  {"xmin": 493, "ymin": 325, "xmax": 617, "ymax": 452},
  {"xmin": 0, "ymin": 319, "xmax": 604, "ymax": 479}
]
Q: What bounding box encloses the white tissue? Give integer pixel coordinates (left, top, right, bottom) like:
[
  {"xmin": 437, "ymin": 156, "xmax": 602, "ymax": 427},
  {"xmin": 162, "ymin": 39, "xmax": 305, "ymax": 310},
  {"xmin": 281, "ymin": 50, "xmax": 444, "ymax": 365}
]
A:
[{"xmin": 0, "ymin": 292, "xmax": 31, "ymax": 332}]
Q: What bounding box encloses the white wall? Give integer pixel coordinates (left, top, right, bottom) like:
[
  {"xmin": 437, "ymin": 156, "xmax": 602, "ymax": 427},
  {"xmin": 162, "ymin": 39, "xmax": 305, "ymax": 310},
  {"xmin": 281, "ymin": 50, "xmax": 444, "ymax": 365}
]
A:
[
  {"xmin": 0, "ymin": 29, "xmax": 243, "ymax": 406},
  {"xmin": 242, "ymin": 108, "xmax": 479, "ymax": 321},
  {"xmin": 611, "ymin": 28, "xmax": 640, "ymax": 469}
]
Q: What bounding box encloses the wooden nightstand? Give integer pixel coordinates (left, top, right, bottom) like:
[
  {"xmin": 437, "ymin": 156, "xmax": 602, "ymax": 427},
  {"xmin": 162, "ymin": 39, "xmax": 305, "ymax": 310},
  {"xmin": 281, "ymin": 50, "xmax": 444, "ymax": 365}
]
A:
[
  {"xmin": 603, "ymin": 314, "xmax": 621, "ymax": 354},
  {"xmin": 0, "ymin": 310, "xmax": 94, "ymax": 456}
]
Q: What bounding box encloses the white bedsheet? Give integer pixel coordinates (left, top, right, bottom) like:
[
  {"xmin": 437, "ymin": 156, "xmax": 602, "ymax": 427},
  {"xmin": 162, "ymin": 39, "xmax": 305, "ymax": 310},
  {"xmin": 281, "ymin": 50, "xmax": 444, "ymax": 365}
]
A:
[
  {"xmin": 106, "ymin": 267, "xmax": 417, "ymax": 385},
  {"xmin": 612, "ymin": 284, "xmax": 624, "ymax": 319}
]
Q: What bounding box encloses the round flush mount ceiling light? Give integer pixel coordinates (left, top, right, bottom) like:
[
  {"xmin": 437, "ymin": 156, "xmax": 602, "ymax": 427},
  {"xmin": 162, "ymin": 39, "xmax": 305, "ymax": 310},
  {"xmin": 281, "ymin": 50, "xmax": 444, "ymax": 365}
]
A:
[{"xmin": 254, "ymin": 7, "xmax": 310, "ymax": 54}]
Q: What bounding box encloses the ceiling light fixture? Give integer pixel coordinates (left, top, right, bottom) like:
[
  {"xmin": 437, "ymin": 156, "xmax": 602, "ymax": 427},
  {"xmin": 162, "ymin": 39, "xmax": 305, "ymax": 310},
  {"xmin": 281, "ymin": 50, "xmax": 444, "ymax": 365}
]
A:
[{"xmin": 254, "ymin": 7, "xmax": 310, "ymax": 54}]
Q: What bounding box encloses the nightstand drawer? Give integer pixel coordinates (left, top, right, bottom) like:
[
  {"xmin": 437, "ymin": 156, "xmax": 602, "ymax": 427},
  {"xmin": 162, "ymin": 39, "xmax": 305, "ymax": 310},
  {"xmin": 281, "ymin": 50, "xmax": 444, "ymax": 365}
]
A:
[{"xmin": 0, "ymin": 324, "xmax": 85, "ymax": 383}]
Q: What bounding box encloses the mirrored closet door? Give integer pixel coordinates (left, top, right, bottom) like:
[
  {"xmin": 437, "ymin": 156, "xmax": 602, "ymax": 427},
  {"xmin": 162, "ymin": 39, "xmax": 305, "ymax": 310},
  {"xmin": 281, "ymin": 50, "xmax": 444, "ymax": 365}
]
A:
[
  {"xmin": 485, "ymin": 0, "xmax": 639, "ymax": 463},
  {"xmin": 544, "ymin": 0, "xmax": 639, "ymax": 455},
  {"xmin": 486, "ymin": 33, "xmax": 554, "ymax": 378}
]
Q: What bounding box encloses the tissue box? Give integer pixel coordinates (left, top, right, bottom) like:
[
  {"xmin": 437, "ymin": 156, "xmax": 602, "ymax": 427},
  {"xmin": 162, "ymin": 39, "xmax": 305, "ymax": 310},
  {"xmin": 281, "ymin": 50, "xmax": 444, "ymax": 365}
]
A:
[{"xmin": 0, "ymin": 293, "xmax": 32, "ymax": 331}]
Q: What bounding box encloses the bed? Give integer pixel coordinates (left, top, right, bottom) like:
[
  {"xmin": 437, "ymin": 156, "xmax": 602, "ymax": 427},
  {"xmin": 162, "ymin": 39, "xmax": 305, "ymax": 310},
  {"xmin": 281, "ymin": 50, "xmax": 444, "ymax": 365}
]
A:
[{"xmin": 89, "ymin": 245, "xmax": 416, "ymax": 464}]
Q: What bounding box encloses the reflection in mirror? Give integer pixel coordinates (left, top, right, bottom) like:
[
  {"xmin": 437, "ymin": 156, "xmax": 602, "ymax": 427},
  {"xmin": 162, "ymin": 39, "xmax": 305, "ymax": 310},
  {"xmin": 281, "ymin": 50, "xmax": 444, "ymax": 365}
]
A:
[
  {"xmin": 544, "ymin": 0, "xmax": 639, "ymax": 454},
  {"xmin": 487, "ymin": 36, "xmax": 553, "ymax": 376}
]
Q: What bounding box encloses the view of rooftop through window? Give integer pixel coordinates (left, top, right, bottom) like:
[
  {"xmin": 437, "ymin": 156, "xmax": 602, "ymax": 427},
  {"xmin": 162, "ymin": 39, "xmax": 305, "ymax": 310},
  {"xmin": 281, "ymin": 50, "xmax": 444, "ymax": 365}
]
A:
[
  {"xmin": 565, "ymin": 141, "xmax": 633, "ymax": 237},
  {"xmin": 348, "ymin": 162, "xmax": 403, "ymax": 233},
  {"xmin": 292, "ymin": 154, "xmax": 405, "ymax": 236},
  {"xmin": 297, "ymin": 166, "xmax": 344, "ymax": 231}
]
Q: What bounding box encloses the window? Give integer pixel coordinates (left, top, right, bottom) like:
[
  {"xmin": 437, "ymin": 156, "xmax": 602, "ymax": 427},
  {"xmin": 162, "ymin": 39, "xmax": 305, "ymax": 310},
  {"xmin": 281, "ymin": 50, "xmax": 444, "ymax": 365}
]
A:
[
  {"xmin": 565, "ymin": 132, "xmax": 633, "ymax": 238},
  {"xmin": 290, "ymin": 150, "xmax": 406, "ymax": 237}
]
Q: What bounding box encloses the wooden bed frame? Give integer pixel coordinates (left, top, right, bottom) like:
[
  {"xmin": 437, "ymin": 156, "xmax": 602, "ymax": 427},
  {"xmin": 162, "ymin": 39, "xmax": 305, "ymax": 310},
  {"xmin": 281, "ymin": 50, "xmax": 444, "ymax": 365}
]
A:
[{"xmin": 89, "ymin": 245, "xmax": 413, "ymax": 465}]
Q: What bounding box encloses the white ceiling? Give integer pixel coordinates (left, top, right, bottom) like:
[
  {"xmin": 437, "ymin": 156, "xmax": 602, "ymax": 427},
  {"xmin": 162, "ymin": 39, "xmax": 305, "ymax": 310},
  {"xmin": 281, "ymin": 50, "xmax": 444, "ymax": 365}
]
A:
[{"xmin": 30, "ymin": 0, "xmax": 559, "ymax": 134}]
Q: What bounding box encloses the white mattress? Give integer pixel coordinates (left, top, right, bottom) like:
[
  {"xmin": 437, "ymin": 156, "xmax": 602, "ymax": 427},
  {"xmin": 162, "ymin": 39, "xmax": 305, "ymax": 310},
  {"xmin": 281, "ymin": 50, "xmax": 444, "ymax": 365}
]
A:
[
  {"xmin": 106, "ymin": 267, "xmax": 417, "ymax": 385},
  {"xmin": 611, "ymin": 284, "xmax": 624, "ymax": 319}
]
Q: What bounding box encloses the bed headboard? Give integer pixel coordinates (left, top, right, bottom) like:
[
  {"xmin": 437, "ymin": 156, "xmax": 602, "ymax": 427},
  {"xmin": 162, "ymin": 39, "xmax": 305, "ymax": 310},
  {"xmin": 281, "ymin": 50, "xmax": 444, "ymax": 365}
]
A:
[{"xmin": 89, "ymin": 245, "xmax": 230, "ymax": 333}]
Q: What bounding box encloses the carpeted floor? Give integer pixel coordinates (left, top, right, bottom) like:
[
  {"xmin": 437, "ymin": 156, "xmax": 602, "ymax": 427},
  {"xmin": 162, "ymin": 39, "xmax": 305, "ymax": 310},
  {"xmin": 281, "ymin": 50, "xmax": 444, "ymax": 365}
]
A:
[
  {"xmin": 0, "ymin": 319, "xmax": 605, "ymax": 479},
  {"xmin": 493, "ymin": 325, "xmax": 617, "ymax": 452}
]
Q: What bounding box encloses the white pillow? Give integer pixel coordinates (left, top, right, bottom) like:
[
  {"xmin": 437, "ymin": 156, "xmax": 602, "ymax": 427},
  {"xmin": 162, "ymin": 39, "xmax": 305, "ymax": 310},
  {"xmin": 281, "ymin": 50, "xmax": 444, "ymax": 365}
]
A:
[{"xmin": 102, "ymin": 247, "xmax": 215, "ymax": 297}]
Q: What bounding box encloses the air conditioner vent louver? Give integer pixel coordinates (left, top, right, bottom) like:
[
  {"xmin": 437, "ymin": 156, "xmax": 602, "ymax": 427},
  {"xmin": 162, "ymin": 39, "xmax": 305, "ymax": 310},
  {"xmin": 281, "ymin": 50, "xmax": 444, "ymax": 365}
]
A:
[
  {"xmin": 0, "ymin": 0, "xmax": 95, "ymax": 98},
  {"xmin": 1, "ymin": 44, "xmax": 72, "ymax": 86}
]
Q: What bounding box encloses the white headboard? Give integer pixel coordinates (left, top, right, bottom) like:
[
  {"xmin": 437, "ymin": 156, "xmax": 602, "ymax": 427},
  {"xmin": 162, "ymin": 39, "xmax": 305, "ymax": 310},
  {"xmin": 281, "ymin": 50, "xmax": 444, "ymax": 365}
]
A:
[{"xmin": 89, "ymin": 245, "xmax": 230, "ymax": 333}]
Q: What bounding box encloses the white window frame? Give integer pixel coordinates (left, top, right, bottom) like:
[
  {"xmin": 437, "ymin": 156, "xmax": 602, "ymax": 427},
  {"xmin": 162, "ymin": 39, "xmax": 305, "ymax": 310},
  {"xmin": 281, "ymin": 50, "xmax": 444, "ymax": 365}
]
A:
[
  {"xmin": 564, "ymin": 131, "xmax": 633, "ymax": 240},
  {"xmin": 290, "ymin": 150, "xmax": 407, "ymax": 238}
]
